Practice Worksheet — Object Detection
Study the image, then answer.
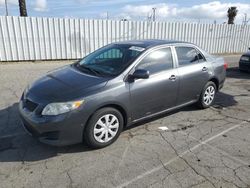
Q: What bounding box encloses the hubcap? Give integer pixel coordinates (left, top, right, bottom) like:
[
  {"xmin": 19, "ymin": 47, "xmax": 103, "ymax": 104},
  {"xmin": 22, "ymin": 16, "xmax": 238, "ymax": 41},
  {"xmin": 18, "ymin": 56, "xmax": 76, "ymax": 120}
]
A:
[
  {"xmin": 203, "ymin": 85, "xmax": 215, "ymax": 106},
  {"xmin": 93, "ymin": 114, "xmax": 119, "ymax": 143}
]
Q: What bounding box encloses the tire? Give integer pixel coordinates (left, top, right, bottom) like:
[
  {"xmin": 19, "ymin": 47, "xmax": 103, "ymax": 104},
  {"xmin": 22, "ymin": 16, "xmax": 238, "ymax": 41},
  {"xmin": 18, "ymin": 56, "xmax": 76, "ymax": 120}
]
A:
[
  {"xmin": 83, "ymin": 107, "xmax": 124, "ymax": 149},
  {"xmin": 197, "ymin": 81, "xmax": 217, "ymax": 109}
]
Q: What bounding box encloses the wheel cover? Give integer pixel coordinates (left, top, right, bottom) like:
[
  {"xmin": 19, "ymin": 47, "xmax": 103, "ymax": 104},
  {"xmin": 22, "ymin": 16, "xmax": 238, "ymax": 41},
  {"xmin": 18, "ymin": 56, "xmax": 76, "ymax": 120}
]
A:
[
  {"xmin": 93, "ymin": 114, "xmax": 119, "ymax": 143},
  {"xmin": 203, "ymin": 85, "xmax": 215, "ymax": 106}
]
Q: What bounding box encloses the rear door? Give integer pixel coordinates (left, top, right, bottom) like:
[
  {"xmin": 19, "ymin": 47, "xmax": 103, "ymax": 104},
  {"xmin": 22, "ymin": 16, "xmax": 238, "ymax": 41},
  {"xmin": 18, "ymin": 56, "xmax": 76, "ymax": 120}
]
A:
[
  {"xmin": 174, "ymin": 46, "xmax": 210, "ymax": 105},
  {"xmin": 128, "ymin": 47, "xmax": 179, "ymax": 120}
]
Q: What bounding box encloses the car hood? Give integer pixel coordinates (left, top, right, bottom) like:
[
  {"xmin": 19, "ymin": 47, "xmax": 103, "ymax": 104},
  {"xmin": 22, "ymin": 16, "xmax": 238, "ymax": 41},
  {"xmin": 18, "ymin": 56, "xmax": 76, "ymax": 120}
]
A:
[{"xmin": 26, "ymin": 65, "xmax": 109, "ymax": 103}]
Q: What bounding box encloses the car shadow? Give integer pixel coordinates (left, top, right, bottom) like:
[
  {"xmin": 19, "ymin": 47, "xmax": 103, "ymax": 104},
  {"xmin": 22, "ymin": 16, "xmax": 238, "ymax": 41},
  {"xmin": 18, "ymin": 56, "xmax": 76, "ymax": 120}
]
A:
[
  {"xmin": 0, "ymin": 103, "xmax": 92, "ymax": 162},
  {"xmin": 212, "ymin": 91, "xmax": 238, "ymax": 108},
  {"xmin": 0, "ymin": 91, "xmax": 237, "ymax": 162},
  {"xmin": 226, "ymin": 67, "xmax": 250, "ymax": 79},
  {"xmin": 125, "ymin": 91, "xmax": 238, "ymax": 131}
]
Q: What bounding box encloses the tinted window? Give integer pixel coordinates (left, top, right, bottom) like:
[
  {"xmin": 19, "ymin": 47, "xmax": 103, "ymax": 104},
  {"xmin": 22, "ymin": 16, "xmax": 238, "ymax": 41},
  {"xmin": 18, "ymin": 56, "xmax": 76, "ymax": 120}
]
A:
[
  {"xmin": 97, "ymin": 48, "xmax": 123, "ymax": 59},
  {"xmin": 136, "ymin": 48, "xmax": 173, "ymax": 75},
  {"xmin": 176, "ymin": 47, "xmax": 205, "ymax": 66},
  {"xmin": 197, "ymin": 51, "xmax": 206, "ymax": 62},
  {"xmin": 77, "ymin": 44, "xmax": 145, "ymax": 76}
]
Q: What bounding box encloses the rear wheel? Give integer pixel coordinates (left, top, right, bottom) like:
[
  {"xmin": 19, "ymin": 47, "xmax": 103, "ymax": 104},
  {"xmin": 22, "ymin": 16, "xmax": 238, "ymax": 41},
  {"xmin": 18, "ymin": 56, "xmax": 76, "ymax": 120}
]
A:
[
  {"xmin": 83, "ymin": 107, "xmax": 124, "ymax": 149},
  {"xmin": 198, "ymin": 81, "xmax": 217, "ymax": 109}
]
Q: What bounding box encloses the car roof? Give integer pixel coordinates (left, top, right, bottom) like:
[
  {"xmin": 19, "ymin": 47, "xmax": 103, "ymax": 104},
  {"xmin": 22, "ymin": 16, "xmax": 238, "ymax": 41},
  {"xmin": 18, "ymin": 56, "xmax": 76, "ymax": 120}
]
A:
[{"xmin": 113, "ymin": 39, "xmax": 192, "ymax": 49}]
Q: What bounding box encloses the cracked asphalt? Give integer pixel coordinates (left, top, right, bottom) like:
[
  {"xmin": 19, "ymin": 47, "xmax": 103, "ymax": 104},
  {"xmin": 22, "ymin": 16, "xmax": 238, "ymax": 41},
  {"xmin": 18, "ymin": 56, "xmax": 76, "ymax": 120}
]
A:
[{"xmin": 1, "ymin": 55, "xmax": 250, "ymax": 188}]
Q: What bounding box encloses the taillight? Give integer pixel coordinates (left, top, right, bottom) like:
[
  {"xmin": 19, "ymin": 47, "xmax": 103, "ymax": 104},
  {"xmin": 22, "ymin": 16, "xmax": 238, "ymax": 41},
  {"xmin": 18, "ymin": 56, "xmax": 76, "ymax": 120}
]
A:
[{"xmin": 224, "ymin": 61, "xmax": 228, "ymax": 70}]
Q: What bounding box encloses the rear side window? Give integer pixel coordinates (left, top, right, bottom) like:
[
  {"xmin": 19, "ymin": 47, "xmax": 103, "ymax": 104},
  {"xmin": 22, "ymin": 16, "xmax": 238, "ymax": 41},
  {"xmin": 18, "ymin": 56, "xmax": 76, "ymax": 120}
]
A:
[
  {"xmin": 175, "ymin": 47, "xmax": 205, "ymax": 66},
  {"xmin": 136, "ymin": 48, "xmax": 173, "ymax": 75}
]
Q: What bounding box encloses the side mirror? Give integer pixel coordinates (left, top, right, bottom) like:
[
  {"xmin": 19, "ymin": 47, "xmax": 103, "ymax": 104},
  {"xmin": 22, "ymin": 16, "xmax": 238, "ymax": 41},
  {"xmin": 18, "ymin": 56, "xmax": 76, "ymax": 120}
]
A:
[
  {"xmin": 248, "ymin": 47, "xmax": 250, "ymax": 51},
  {"xmin": 130, "ymin": 69, "xmax": 149, "ymax": 80}
]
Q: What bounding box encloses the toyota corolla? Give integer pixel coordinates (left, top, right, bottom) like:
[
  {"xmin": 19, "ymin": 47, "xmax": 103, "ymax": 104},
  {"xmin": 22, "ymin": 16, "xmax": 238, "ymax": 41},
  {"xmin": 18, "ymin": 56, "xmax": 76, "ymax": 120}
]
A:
[{"xmin": 19, "ymin": 40, "xmax": 227, "ymax": 148}]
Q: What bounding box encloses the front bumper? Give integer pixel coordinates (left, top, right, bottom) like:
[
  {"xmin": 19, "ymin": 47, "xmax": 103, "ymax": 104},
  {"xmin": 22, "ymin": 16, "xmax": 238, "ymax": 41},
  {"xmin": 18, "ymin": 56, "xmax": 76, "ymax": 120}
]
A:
[
  {"xmin": 19, "ymin": 100, "xmax": 87, "ymax": 146},
  {"xmin": 218, "ymin": 79, "xmax": 225, "ymax": 90},
  {"xmin": 239, "ymin": 61, "xmax": 250, "ymax": 72}
]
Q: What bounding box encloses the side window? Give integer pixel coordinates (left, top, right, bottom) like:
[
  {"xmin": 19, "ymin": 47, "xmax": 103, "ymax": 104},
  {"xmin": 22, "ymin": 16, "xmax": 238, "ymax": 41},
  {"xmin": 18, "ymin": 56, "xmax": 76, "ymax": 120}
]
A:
[
  {"xmin": 136, "ymin": 48, "xmax": 173, "ymax": 75},
  {"xmin": 197, "ymin": 50, "xmax": 206, "ymax": 62},
  {"xmin": 175, "ymin": 47, "xmax": 205, "ymax": 66}
]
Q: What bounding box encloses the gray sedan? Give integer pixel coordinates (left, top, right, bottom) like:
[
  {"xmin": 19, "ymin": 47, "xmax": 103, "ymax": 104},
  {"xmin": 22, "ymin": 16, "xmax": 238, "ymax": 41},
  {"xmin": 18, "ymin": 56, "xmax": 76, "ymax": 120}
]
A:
[{"xmin": 19, "ymin": 40, "xmax": 227, "ymax": 148}]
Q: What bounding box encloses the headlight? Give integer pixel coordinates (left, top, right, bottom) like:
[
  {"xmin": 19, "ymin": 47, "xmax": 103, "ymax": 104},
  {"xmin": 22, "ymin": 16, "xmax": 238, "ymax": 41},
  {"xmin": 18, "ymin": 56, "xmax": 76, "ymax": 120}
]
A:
[
  {"xmin": 42, "ymin": 100, "xmax": 84, "ymax": 116},
  {"xmin": 240, "ymin": 56, "xmax": 249, "ymax": 61}
]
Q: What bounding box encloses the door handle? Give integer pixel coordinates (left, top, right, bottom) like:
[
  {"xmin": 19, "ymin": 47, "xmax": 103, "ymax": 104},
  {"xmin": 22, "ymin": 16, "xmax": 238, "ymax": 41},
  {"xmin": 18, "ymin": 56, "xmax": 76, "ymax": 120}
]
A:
[
  {"xmin": 202, "ymin": 67, "xmax": 208, "ymax": 72},
  {"xmin": 169, "ymin": 75, "xmax": 176, "ymax": 81}
]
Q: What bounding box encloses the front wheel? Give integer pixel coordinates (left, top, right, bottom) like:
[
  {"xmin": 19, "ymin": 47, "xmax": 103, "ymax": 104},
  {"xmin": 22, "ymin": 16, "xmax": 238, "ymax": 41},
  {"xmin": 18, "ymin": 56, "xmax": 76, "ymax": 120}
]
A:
[
  {"xmin": 197, "ymin": 81, "xmax": 217, "ymax": 109},
  {"xmin": 83, "ymin": 107, "xmax": 124, "ymax": 149}
]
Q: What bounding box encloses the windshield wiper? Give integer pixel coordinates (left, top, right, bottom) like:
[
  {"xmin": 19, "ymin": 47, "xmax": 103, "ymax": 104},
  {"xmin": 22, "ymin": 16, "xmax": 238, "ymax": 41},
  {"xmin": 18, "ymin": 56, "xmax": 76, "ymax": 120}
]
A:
[{"xmin": 75, "ymin": 64, "xmax": 102, "ymax": 76}]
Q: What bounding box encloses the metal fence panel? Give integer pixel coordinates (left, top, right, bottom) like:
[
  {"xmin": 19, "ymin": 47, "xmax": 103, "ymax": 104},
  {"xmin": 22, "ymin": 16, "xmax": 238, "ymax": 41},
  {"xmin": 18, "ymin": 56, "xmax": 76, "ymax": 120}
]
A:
[{"xmin": 1, "ymin": 16, "xmax": 250, "ymax": 61}]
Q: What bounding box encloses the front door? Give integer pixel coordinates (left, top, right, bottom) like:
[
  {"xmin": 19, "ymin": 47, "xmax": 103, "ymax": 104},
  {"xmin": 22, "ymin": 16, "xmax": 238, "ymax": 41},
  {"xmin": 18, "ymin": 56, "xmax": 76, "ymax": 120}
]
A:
[{"xmin": 128, "ymin": 47, "xmax": 179, "ymax": 120}]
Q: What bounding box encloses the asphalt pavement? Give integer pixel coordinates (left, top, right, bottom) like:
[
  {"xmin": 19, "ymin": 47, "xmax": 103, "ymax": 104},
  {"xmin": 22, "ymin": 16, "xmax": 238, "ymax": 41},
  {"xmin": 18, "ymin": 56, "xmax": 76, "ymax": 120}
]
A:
[{"xmin": 0, "ymin": 55, "xmax": 250, "ymax": 188}]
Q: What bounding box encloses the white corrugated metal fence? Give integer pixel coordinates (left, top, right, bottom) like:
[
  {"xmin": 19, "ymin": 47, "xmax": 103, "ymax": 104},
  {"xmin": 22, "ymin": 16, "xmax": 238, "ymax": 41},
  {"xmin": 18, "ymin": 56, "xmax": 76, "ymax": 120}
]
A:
[{"xmin": 0, "ymin": 16, "xmax": 250, "ymax": 61}]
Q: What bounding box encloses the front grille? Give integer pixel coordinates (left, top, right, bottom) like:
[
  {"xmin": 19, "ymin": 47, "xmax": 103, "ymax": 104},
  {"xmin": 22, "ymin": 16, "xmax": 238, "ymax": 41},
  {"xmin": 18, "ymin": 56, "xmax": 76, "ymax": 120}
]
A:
[
  {"xmin": 240, "ymin": 64, "xmax": 250, "ymax": 71},
  {"xmin": 23, "ymin": 99, "xmax": 38, "ymax": 112}
]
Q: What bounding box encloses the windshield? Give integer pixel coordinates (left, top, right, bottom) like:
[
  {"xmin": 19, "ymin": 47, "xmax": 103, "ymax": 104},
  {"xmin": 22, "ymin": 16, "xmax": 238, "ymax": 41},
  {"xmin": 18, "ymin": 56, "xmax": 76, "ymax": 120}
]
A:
[{"xmin": 76, "ymin": 44, "xmax": 145, "ymax": 77}]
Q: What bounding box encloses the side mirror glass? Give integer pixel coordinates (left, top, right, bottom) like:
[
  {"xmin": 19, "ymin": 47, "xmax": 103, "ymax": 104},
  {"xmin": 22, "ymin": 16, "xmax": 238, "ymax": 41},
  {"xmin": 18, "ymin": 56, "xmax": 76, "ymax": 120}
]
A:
[{"xmin": 130, "ymin": 69, "xmax": 149, "ymax": 80}]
